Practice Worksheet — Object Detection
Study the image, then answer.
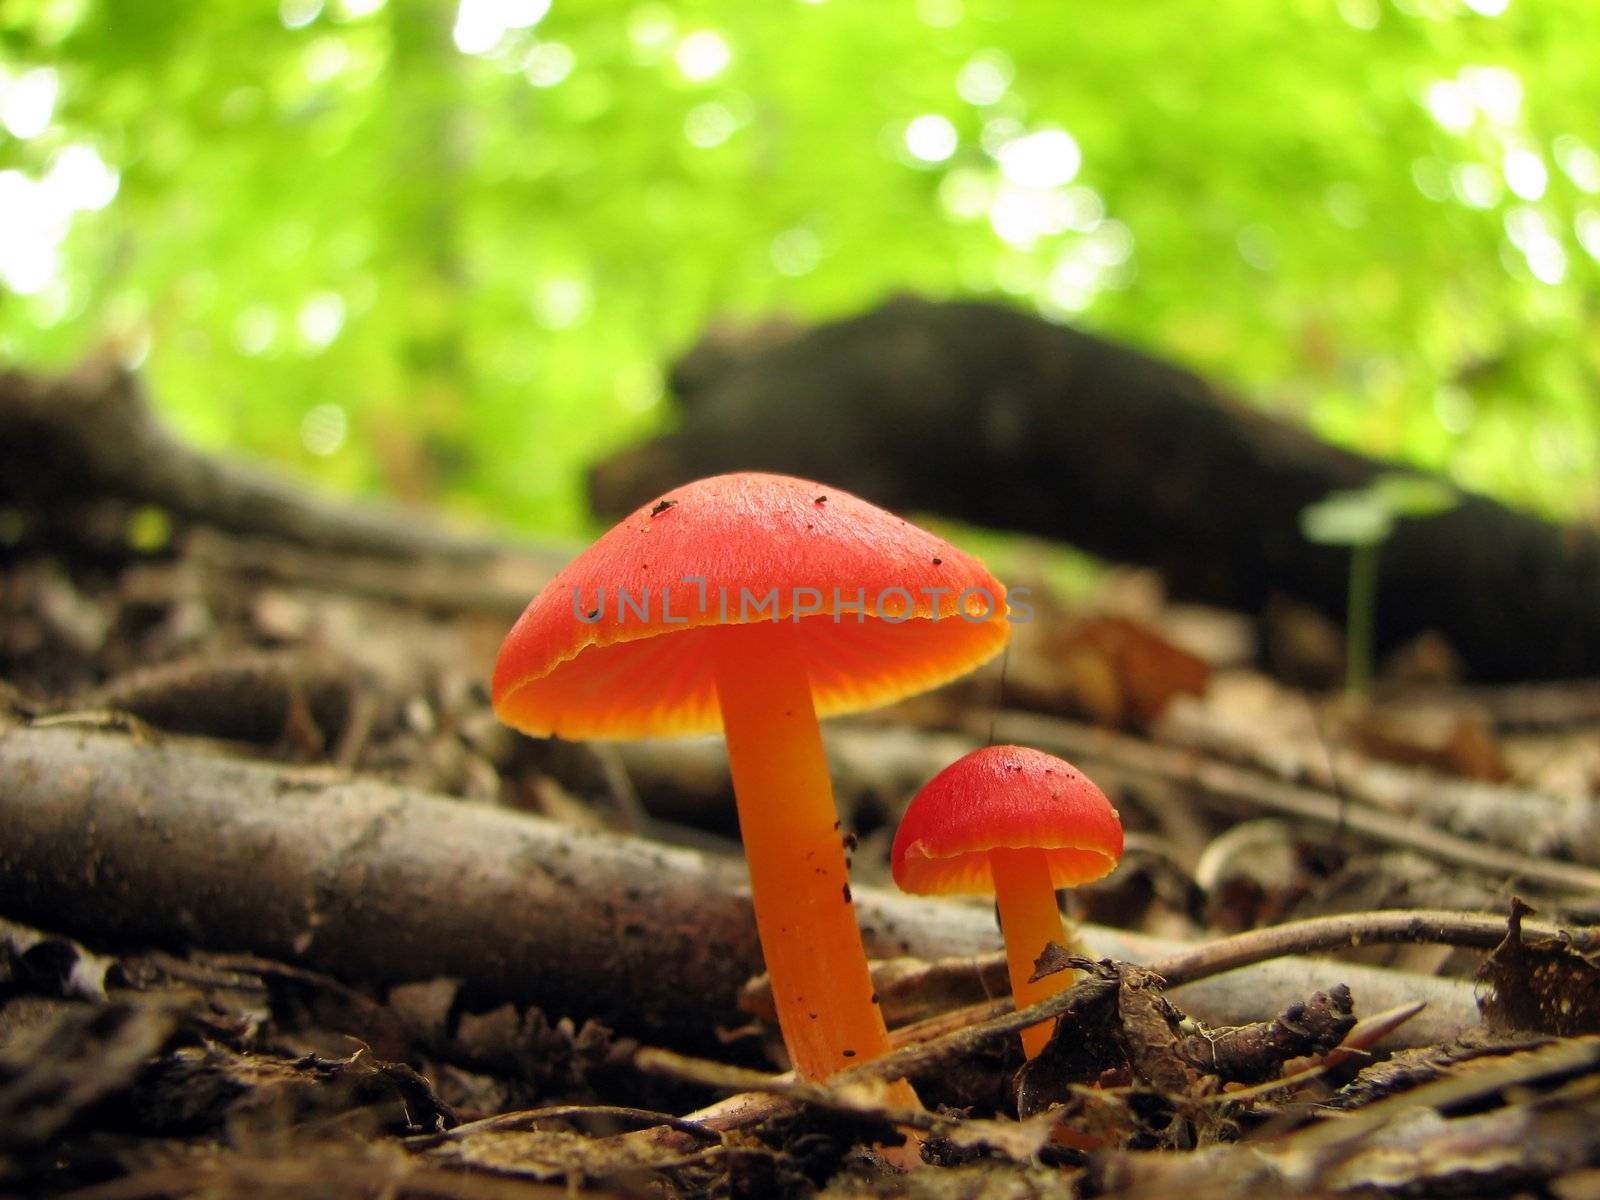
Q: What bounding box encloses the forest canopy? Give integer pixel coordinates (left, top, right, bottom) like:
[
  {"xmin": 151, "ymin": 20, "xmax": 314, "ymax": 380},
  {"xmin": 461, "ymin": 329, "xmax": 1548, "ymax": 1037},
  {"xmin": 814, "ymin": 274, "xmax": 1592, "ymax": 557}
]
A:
[{"xmin": 1, "ymin": 0, "xmax": 1597, "ymax": 536}]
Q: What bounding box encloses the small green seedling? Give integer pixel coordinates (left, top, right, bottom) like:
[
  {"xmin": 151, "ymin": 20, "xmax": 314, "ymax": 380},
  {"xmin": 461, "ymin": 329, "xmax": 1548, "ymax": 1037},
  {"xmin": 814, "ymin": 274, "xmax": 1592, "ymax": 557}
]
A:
[{"xmin": 1300, "ymin": 473, "xmax": 1458, "ymax": 695}]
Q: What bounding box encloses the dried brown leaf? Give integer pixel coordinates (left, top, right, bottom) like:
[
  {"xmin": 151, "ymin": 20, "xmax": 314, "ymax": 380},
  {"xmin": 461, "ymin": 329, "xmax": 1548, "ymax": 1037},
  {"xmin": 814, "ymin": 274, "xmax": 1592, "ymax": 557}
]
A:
[
  {"xmin": 1053, "ymin": 616, "xmax": 1212, "ymax": 728},
  {"xmin": 1479, "ymin": 900, "xmax": 1600, "ymax": 1036},
  {"xmin": 0, "ymin": 999, "xmax": 177, "ymax": 1149},
  {"xmin": 937, "ymin": 1110, "xmax": 1058, "ymax": 1162}
]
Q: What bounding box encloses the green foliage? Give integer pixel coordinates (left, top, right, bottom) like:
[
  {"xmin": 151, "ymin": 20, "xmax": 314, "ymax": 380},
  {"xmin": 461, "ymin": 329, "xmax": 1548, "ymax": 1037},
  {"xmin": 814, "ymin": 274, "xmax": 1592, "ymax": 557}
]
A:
[
  {"xmin": 1301, "ymin": 471, "xmax": 1459, "ymax": 547},
  {"xmin": 2, "ymin": 0, "xmax": 1598, "ymax": 537}
]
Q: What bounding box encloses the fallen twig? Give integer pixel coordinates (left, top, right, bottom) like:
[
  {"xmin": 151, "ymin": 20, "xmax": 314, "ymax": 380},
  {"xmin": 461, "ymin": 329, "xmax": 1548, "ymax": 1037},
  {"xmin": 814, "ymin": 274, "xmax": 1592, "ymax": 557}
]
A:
[
  {"xmin": 1275, "ymin": 1034, "xmax": 1600, "ymax": 1160},
  {"xmin": 0, "ymin": 725, "xmax": 1483, "ymax": 1049},
  {"xmin": 1204, "ymin": 1001, "xmax": 1428, "ymax": 1106},
  {"xmin": 1150, "ymin": 907, "xmax": 1597, "ymax": 987},
  {"xmin": 1159, "ymin": 697, "xmax": 1600, "ymax": 863},
  {"xmin": 1387, "ymin": 679, "xmax": 1600, "ymax": 731},
  {"xmin": 634, "ymin": 1048, "xmax": 937, "ymax": 1131},
  {"xmin": 405, "ymin": 1104, "xmax": 721, "ymax": 1149}
]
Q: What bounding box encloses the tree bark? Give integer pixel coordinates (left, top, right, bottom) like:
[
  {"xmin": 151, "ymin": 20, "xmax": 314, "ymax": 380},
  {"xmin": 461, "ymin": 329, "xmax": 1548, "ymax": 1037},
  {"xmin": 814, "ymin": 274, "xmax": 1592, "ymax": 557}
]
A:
[
  {"xmin": 589, "ymin": 296, "xmax": 1600, "ymax": 681},
  {"xmin": 0, "ymin": 358, "xmax": 553, "ymax": 567},
  {"xmin": 0, "ymin": 724, "xmax": 1480, "ymax": 1049}
]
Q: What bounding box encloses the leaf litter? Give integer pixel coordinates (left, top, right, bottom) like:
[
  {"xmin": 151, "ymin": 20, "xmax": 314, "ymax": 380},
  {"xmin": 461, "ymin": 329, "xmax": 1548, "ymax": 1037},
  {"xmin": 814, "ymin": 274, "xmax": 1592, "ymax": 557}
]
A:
[{"xmin": 4, "ymin": 443, "xmax": 1600, "ymax": 1197}]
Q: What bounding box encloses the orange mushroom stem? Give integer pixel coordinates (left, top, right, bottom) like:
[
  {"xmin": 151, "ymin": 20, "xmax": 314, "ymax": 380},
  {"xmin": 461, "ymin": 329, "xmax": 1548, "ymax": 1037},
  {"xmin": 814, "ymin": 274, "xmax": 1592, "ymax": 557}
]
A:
[
  {"xmin": 989, "ymin": 846, "xmax": 1070, "ymax": 1058},
  {"xmin": 712, "ymin": 622, "xmax": 895, "ymax": 1081}
]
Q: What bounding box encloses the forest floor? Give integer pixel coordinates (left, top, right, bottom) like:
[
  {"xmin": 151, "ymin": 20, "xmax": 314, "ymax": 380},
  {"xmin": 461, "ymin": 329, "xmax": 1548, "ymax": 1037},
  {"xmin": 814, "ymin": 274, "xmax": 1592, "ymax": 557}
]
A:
[{"xmin": 3, "ymin": 365, "xmax": 1600, "ymax": 1199}]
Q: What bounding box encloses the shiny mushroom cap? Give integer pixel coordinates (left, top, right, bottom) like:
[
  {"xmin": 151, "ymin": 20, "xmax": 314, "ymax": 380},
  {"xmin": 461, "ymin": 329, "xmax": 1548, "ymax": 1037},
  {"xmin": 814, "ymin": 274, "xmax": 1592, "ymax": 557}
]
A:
[
  {"xmin": 891, "ymin": 744, "xmax": 1124, "ymax": 895},
  {"xmin": 492, "ymin": 472, "xmax": 1011, "ymax": 739}
]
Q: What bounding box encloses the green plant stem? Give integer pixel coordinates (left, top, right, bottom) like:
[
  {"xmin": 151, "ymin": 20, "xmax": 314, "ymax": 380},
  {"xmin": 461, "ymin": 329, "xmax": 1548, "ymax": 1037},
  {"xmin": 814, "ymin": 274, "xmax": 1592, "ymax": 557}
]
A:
[{"xmin": 1346, "ymin": 541, "xmax": 1378, "ymax": 695}]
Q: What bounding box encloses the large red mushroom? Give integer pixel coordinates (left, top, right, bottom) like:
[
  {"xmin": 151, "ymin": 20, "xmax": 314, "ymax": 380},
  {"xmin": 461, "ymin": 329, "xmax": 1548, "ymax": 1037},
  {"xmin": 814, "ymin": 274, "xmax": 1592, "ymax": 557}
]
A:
[{"xmin": 493, "ymin": 472, "xmax": 1011, "ymax": 1085}]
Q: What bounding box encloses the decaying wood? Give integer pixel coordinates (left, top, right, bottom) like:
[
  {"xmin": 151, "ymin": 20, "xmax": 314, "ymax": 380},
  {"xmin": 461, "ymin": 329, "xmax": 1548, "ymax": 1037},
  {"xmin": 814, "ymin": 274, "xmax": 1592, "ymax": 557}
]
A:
[
  {"xmin": 1083, "ymin": 1037, "xmax": 1600, "ymax": 1198},
  {"xmin": 1173, "ymin": 984, "xmax": 1355, "ymax": 1083},
  {"xmin": 76, "ymin": 649, "xmax": 368, "ymax": 753},
  {"xmin": 0, "ymin": 725, "xmax": 1483, "ymax": 1049},
  {"xmin": 1157, "ymin": 696, "xmax": 1600, "ymax": 864},
  {"xmin": 621, "ymin": 709, "xmax": 1598, "ymax": 898},
  {"xmin": 982, "ymin": 709, "xmax": 1600, "ymax": 897},
  {"xmin": 0, "ymin": 358, "xmax": 564, "ymax": 576},
  {"xmin": 588, "ymin": 296, "xmax": 1600, "ymax": 680},
  {"xmin": 612, "ymin": 722, "xmax": 978, "ymax": 829},
  {"xmin": 1438, "ymin": 677, "xmax": 1600, "ymax": 729},
  {"xmin": 178, "ymin": 526, "xmax": 558, "ymax": 618}
]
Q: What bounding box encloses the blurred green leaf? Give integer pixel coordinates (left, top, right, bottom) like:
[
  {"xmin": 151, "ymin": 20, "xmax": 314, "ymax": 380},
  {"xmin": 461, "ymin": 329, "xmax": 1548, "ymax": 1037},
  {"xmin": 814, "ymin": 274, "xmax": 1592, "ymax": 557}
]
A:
[
  {"xmin": 1302, "ymin": 471, "xmax": 1458, "ymax": 546},
  {"xmin": 1301, "ymin": 490, "xmax": 1394, "ymax": 548}
]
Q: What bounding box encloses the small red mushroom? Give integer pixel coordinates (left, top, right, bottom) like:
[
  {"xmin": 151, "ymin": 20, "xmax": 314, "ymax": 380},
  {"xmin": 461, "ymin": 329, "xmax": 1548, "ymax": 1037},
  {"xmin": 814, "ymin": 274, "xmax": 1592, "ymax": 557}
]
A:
[
  {"xmin": 891, "ymin": 745, "xmax": 1123, "ymax": 1059},
  {"xmin": 492, "ymin": 472, "xmax": 1011, "ymax": 1086}
]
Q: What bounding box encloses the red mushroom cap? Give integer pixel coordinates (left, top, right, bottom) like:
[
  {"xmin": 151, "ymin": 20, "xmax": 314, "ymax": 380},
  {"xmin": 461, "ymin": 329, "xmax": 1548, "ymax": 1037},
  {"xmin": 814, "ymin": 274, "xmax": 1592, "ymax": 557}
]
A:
[
  {"xmin": 492, "ymin": 472, "xmax": 1011, "ymax": 739},
  {"xmin": 891, "ymin": 745, "xmax": 1123, "ymax": 895}
]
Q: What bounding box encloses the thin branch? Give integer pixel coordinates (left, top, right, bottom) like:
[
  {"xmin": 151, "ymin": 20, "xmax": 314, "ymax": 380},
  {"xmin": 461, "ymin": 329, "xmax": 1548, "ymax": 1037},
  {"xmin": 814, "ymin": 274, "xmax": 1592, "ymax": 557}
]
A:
[
  {"xmin": 868, "ymin": 906, "xmax": 1590, "ymax": 1073},
  {"xmin": 652, "ymin": 909, "xmax": 1569, "ymax": 1143},
  {"xmin": 1149, "ymin": 908, "xmax": 1595, "ymax": 988},
  {"xmin": 983, "ymin": 709, "xmax": 1600, "ymax": 896},
  {"xmin": 405, "ymin": 1104, "xmax": 723, "ymax": 1149},
  {"xmin": 633, "ymin": 1048, "xmax": 938, "ymax": 1131}
]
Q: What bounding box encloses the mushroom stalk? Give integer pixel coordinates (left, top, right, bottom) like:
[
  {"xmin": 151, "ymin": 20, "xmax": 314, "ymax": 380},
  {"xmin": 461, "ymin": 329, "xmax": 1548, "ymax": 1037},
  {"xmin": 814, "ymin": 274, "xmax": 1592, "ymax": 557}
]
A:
[
  {"xmin": 990, "ymin": 845, "xmax": 1069, "ymax": 1059},
  {"xmin": 712, "ymin": 622, "xmax": 905, "ymax": 1087}
]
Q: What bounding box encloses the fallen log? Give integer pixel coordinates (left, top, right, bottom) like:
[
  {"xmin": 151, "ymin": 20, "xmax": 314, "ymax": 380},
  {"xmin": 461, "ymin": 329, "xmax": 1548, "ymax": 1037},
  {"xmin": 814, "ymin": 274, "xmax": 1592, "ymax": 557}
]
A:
[
  {"xmin": 0, "ymin": 357, "xmax": 566, "ymax": 578},
  {"xmin": 0, "ymin": 725, "xmax": 1481, "ymax": 1048},
  {"xmin": 589, "ymin": 296, "xmax": 1600, "ymax": 680},
  {"xmin": 620, "ymin": 714, "xmax": 1600, "ymax": 897}
]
